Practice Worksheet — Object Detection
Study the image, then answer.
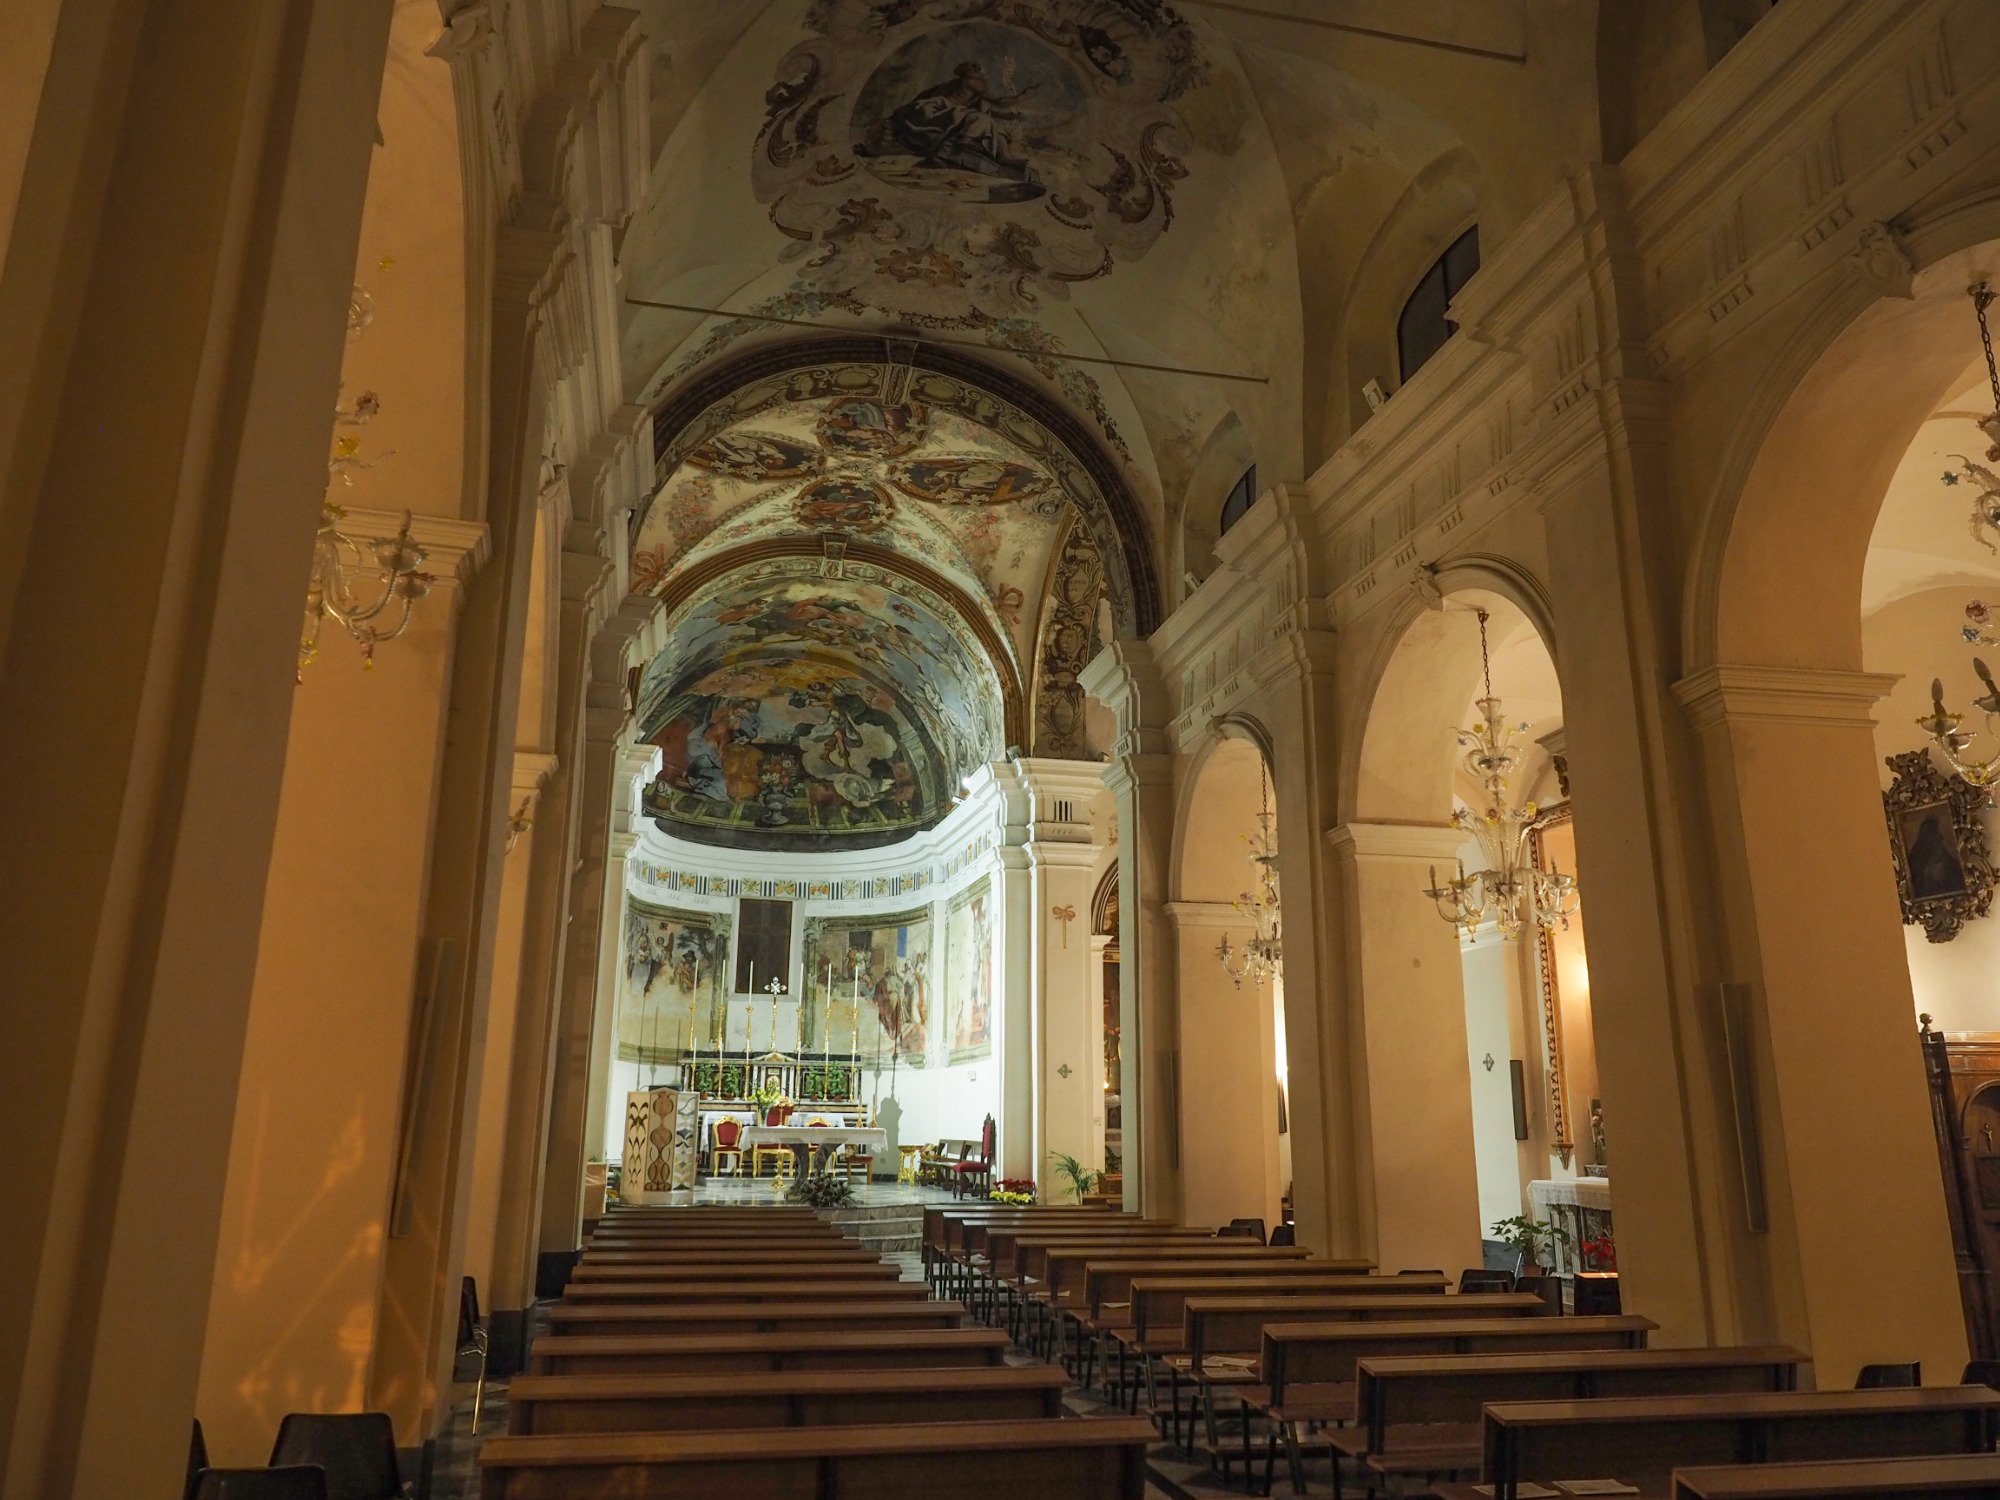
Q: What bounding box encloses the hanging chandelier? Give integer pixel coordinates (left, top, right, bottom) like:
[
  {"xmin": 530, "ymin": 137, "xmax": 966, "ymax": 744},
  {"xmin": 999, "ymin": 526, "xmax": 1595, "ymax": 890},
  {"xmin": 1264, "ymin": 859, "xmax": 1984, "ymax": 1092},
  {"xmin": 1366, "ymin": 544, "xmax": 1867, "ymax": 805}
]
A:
[
  {"xmin": 297, "ymin": 281, "xmax": 434, "ymax": 678},
  {"xmin": 1423, "ymin": 608, "xmax": 1579, "ymax": 941},
  {"xmin": 1942, "ymin": 282, "xmax": 2000, "ymax": 551},
  {"xmin": 1920, "ymin": 657, "xmax": 2000, "ymax": 788},
  {"xmin": 1216, "ymin": 761, "xmax": 1282, "ymax": 989}
]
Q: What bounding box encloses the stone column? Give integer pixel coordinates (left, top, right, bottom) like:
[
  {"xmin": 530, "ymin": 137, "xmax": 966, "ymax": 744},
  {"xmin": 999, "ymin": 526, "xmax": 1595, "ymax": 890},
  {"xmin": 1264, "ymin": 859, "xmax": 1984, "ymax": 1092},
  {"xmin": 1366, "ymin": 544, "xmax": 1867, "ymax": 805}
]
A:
[
  {"xmin": 1326, "ymin": 822, "xmax": 1485, "ymax": 1275},
  {"xmin": 538, "ymin": 660, "xmax": 636, "ymax": 1260},
  {"xmin": 461, "ymin": 751, "xmax": 557, "ymax": 1311},
  {"xmin": 0, "ymin": 4, "xmax": 392, "ymax": 1493},
  {"xmin": 1017, "ymin": 759, "xmax": 1107, "ymax": 1198},
  {"xmin": 581, "ymin": 743, "xmax": 658, "ymax": 1174},
  {"xmin": 1082, "ymin": 642, "xmax": 1179, "ymax": 1219},
  {"xmin": 1167, "ymin": 902, "xmax": 1286, "ymax": 1231},
  {"xmin": 1676, "ymin": 665, "xmax": 1966, "ymax": 1383},
  {"xmin": 195, "ymin": 518, "xmax": 487, "ymax": 1464}
]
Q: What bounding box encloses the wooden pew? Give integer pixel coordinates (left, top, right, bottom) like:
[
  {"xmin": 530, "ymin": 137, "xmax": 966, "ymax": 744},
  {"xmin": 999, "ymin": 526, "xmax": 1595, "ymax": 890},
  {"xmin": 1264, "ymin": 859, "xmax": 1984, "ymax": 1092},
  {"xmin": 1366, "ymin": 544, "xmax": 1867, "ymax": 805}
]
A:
[
  {"xmin": 535, "ymin": 1298, "xmax": 964, "ymax": 1339},
  {"xmin": 923, "ymin": 1207, "xmax": 1142, "ymax": 1279},
  {"xmin": 525, "ymin": 1327, "xmax": 1011, "ymax": 1377},
  {"xmin": 1235, "ymin": 1315, "xmax": 1658, "ymax": 1487},
  {"xmin": 1671, "ymin": 1453, "xmax": 2000, "ymax": 1499},
  {"xmin": 586, "ymin": 1229, "xmax": 849, "ymax": 1249},
  {"xmin": 1456, "ymin": 1388, "xmax": 2000, "ymax": 1500},
  {"xmin": 578, "ymin": 1244, "xmax": 877, "ymax": 1267},
  {"xmin": 1023, "ymin": 1243, "xmax": 1312, "ymax": 1358},
  {"xmin": 1154, "ymin": 1293, "xmax": 1547, "ymax": 1472},
  {"xmin": 1331, "ymin": 1346, "xmax": 1808, "ymax": 1497},
  {"xmin": 1087, "ymin": 1271, "xmax": 1444, "ymax": 1402},
  {"xmin": 570, "ymin": 1255, "xmax": 882, "ymax": 1283},
  {"xmin": 552, "ymin": 1280, "xmax": 924, "ymax": 1312},
  {"xmin": 596, "ymin": 1209, "xmax": 822, "ymax": 1223},
  {"xmin": 560, "ymin": 1266, "xmax": 906, "ymax": 1300},
  {"xmin": 506, "ymin": 1365, "xmax": 1069, "ymax": 1435},
  {"xmin": 478, "ymin": 1416, "xmax": 1159, "ymax": 1500},
  {"xmin": 939, "ymin": 1218, "xmax": 1187, "ymax": 1299}
]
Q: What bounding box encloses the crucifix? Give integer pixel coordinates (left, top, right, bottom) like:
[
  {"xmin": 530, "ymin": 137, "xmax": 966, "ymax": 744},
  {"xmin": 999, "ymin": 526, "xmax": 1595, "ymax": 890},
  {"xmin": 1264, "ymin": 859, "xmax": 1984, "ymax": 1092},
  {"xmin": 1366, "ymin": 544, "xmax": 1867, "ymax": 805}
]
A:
[
  {"xmin": 1052, "ymin": 903, "xmax": 1077, "ymax": 948},
  {"xmin": 764, "ymin": 974, "xmax": 787, "ymax": 1055}
]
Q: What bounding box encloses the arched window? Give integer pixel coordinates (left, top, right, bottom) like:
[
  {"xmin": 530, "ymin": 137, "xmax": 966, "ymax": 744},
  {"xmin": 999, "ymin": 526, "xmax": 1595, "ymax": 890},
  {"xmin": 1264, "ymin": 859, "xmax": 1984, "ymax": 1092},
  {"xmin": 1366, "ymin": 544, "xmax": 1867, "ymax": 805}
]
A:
[
  {"xmin": 1219, "ymin": 465, "xmax": 1257, "ymax": 537},
  {"xmin": 1397, "ymin": 225, "xmax": 1481, "ymax": 383}
]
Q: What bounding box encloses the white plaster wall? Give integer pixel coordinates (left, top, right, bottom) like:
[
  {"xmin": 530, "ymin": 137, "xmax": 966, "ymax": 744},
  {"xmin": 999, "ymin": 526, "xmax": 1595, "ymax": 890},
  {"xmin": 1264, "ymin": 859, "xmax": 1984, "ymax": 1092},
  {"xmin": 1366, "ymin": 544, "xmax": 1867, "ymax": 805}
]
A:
[
  {"xmin": 1459, "ymin": 933, "xmax": 1526, "ymax": 1237},
  {"xmin": 1865, "ymin": 586, "xmax": 2000, "ymax": 1030}
]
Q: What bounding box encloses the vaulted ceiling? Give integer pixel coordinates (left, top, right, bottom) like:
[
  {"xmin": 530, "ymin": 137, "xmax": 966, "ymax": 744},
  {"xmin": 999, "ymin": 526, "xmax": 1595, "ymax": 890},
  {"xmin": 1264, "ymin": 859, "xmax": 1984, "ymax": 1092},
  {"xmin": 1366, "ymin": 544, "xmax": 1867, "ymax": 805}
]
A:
[{"xmin": 617, "ymin": 0, "xmax": 1636, "ymax": 848}]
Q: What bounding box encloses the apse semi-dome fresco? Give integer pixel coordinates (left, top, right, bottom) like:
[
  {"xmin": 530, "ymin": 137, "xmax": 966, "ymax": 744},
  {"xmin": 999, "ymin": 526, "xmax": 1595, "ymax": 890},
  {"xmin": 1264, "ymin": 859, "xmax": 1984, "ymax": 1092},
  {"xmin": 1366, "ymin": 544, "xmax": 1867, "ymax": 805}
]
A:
[{"xmin": 635, "ymin": 565, "xmax": 1009, "ymax": 851}]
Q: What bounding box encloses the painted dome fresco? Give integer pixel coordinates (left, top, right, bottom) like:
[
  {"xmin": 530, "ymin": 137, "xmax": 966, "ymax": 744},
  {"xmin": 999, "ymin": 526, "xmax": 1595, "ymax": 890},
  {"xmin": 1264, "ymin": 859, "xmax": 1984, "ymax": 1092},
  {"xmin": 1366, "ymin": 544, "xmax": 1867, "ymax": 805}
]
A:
[{"xmin": 636, "ymin": 565, "xmax": 1008, "ymax": 849}]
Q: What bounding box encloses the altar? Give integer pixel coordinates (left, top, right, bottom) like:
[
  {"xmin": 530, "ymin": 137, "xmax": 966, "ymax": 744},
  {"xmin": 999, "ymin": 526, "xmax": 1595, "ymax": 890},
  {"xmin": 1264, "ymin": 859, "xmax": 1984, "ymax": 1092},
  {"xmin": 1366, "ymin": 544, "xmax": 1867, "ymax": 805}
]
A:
[
  {"xmin": 741, "ymin": 1122, "xmax": 889, "ymax": 1178},
  {"xmin": 1528, "ymin": 1174, "xmax": 1613, "ymax": 1277}
]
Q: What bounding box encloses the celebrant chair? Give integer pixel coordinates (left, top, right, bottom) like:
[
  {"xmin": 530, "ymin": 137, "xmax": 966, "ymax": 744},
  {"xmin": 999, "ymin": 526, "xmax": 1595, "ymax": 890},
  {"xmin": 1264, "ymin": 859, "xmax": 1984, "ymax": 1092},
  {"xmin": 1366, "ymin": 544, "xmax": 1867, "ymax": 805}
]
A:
[
  {"xmin": 951, "ymin": 1115, "xmax": 996, "ymax": 1200},
  {"xmin": 712, "ymin": 1117, "xmax": 744, "ymax": 1177}
]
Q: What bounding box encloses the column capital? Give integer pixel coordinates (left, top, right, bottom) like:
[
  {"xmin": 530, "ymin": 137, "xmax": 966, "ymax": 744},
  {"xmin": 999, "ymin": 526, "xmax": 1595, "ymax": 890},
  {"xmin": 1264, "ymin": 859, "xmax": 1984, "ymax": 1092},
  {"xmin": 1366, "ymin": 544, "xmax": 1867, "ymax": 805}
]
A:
[
  {"xmin": 1102, "ymin": 751, "xmax": 1172, "ymax": 797},
  {"xmin": 1672, "ymin": 664, "xmax": 1901, "ymax": 733},
  {"xmin": 1326, "ymin": 821, "xmax": 1465, "ymax": 862},
  {"xmin": 1025, "ymin": 839, "xmax": 1102, "ymax": 872}
]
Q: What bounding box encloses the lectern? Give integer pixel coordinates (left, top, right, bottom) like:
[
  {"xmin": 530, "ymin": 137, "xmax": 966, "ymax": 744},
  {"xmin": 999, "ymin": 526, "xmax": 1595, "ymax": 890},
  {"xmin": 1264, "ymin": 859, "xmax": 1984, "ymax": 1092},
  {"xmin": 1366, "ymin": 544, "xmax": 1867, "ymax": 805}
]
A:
[{"xmin": 621, "ymin": 1087, "xmax": 698, "ymax": 1203}]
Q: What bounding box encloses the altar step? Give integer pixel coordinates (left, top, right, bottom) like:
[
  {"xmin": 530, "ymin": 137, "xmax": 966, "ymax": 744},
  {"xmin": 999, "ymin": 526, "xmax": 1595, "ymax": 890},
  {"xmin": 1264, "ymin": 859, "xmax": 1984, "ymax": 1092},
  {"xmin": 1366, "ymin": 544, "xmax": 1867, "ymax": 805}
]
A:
[{"xmin": 824, "ymin": 1201, "xmax": 924, "ymax": 1255}]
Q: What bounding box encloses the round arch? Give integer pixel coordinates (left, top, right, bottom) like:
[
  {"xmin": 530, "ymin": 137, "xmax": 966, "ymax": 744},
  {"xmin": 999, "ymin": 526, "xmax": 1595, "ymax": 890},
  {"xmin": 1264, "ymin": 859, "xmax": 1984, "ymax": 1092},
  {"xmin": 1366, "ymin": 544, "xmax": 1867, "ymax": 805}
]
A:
[
  {"xmin": 1689, "ymin": 197, "xmax": 2000, "ymax": 671},
  {"xmin": 641, "ymin": 335, "xmax": 1164, "ymax": 637},
  {"xmin": 1343, "ymin": 560, "xmax": 1559, "ymax": 821},
  {"xmin": 1171, "ymin": 716, "xmax": 1276, "ymax": 904}
]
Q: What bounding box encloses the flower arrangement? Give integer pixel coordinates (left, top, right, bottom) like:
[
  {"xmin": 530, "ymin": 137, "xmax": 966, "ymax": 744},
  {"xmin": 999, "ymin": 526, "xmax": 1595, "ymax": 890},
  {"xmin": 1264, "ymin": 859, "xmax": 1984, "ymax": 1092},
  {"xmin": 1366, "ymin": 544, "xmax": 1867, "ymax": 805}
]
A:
[
  {"xmin": 990, "ymin": 1178, "xmax": 1037, "ymax": 1205},
  {"xmin": 988, "ymin": 1189, "xmax": 1035, "ymax": 1205},
  {"xmin": 751, "ymin": 1077, "xmax": 791, "ymax": 1113},
  {"xmin": 1579, "ymin": 1233, "xmax": 1616, "ymax": 1271},
  {"xmin": 786, "ymin": 1171, "xmax": 855, "ymax": 1208}
]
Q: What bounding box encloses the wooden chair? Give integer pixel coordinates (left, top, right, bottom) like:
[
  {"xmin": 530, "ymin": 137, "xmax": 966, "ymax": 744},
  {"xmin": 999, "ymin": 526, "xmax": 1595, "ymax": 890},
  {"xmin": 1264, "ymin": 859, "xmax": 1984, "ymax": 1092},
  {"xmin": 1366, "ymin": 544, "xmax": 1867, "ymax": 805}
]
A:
[
  {"xmin": 267, "ymin": 1411, "xmax": 401, "ymax": 1500},
  {"xmin": 711, "ymin": 1117, "xmax": 745, "ymax": 1177},
  {"xmin": 1856, "ymin": 1361, "xmax": 1922, "ymax": 1388},
  {"xmin": 952, "ymin": 1114, "xmax": 997, "ymax": 1199},
  {"xmin": 190, "ymin": 1469, "xmax": 328, "ymax": 1500}
]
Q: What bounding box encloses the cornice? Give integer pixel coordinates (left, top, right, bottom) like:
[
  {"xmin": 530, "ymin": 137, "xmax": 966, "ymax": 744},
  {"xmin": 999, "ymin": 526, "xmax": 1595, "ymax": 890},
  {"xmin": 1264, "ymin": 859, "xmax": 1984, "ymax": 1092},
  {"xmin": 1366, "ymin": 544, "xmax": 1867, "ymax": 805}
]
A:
[
  {"xmin": 1163, "ymin": 900, "xmax": 1244, "ymax": 930},
  {"xmin": 1326, "ymin": 821, "xmax": 1466, "ymax": 863},
  {"xmin": 511, "ymin": 749, "xmax": 560, "ymax": 794},
  {"xmin": 336, "ymin": 508, "xmax": 491, "ymax": 585},
  {"xmin": 1672, "ymin": 664, "xmax": 1901, "ymax": 733}
]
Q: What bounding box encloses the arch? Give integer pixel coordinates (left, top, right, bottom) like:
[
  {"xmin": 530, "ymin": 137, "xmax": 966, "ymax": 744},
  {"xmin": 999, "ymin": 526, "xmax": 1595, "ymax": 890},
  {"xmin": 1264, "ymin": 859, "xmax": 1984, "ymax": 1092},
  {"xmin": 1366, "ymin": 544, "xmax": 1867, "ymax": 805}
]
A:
[
  {"xmin": 641, "ymin": 335, "xmax": 1164, "ymax": 637},
  {"xmin": 652, "ymin": 537, "xmax": 1028, "ymax": 750},
  {"xmin": 1343, "ymin": 559, "xmax": 1559, "ymax": 821},
  {"xmin": 1333, "ymin": 146, "xmax": 1483, "ymax": 440},
  {"xmin": 1690, "ymin": 196, "xmax": 2000, "ymax": 672},
  {"xmin": 1172, "ymin": 717, "xmax": 1276, "ymax": 903},
  {"xmin": 1175, "ymin": 411, "xmax": 1258, "ymax": 604}
]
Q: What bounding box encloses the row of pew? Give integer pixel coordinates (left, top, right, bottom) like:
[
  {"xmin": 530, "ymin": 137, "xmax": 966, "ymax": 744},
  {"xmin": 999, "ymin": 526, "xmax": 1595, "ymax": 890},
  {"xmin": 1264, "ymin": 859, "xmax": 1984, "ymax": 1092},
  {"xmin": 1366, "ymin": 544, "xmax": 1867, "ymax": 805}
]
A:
[
  {"xmin": 923, "ymin": 1202, "xmax": 2000, "ymax": 1498},
  {"xmin": 475, "ymin": 1202, "xmax": 1155, "ymax": 1497}
]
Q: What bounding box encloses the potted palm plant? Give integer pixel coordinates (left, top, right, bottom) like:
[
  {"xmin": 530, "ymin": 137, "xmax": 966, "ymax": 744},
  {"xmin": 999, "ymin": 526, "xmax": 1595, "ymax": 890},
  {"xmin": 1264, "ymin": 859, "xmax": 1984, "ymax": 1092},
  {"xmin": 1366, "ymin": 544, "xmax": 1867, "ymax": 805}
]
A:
[
  {"xmin": 1490, "ymin": 1214, "xmax": 1573, "ymax": 1279},
  {"xmin": 1048, "ymin": 1152, "xmax": 1101, "ymax": 1204}
]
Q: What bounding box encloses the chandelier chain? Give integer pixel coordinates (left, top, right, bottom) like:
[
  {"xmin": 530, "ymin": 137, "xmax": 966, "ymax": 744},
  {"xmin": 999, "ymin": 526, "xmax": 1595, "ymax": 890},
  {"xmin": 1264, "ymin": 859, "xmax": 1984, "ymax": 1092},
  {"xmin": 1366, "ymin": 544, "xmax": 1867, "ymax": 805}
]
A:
[
  {"xmin": 1977, "ymin": 283, "xmax": 1999, "ymax": 410},
  {"xmin": 1476, "ymin": 607, "xmax": 1494, "ymax": 699}
]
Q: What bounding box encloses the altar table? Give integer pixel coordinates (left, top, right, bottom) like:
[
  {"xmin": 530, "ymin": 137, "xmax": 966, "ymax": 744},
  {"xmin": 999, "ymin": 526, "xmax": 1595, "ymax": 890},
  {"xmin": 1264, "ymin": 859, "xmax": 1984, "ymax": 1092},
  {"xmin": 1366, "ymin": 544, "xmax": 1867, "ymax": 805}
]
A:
[{"xmin": 741, "ymin": 1123, "xmax": 889, "ymax": 1178}]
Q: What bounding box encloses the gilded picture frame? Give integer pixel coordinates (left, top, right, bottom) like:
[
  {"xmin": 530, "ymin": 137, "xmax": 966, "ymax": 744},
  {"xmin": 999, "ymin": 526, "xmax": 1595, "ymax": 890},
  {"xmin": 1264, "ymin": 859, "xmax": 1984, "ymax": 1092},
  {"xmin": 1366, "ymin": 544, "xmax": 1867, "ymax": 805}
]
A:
[{"xmin": 1884, "ymin": 749, "xmax": 1996, "ymax": 944}]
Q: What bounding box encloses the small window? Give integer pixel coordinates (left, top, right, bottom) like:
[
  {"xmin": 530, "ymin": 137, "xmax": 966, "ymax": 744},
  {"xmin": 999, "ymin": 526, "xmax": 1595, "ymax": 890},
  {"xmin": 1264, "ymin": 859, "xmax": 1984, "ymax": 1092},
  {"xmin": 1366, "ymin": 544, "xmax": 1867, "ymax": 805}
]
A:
[
  {"xmin": 1219, "ymin": 465, "xmax": 1257, "ymax": 537},
  {"xmin": 1397, "ymin": 225, "xmax": 1481, "ymax": 384}
]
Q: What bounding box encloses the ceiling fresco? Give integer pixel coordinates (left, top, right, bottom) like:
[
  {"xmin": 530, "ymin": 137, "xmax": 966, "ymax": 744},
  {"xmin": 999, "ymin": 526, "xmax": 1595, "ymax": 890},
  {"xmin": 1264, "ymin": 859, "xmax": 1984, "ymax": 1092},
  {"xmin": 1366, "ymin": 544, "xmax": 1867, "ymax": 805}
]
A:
[
  {"xmin": 637, "ymin": 567, "xmax": 1009, "ymax": 850},
  {"xmin": 634, "ymin": 366, "xmax": 1107, "ymax": 662},
  {"xmin": 756, "ymin": 0, "xmax": 1204, "ymax": 322}
]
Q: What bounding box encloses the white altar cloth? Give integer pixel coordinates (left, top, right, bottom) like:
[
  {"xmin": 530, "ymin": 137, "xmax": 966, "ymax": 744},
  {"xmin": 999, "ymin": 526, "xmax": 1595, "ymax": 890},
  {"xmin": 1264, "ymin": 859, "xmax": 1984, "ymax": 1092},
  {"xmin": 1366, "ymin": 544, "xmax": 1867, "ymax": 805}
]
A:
[{"xmin": 740, "ymin": 1124, "xmax": 888, "ymax": 1153}]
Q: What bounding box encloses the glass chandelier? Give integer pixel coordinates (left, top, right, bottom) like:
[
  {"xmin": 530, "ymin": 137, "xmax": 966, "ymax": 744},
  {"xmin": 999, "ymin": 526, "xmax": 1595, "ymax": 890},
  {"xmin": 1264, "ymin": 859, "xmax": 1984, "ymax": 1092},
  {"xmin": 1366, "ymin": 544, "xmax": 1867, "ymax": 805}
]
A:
[
  {"xmin": 1925, "ymin": 285, "xmax": 2000, "ymax": 783},
  {"xmin": 1423, "ymin": 608, "xmax": 1579, "ymax": 940},
  {"xmin": 1941, "ymin": 282, "xmax": 2000, "ymax": 551},
  {"xmin": 1216, "ymin": 761, "xmax": 1282, "ymax": 989},
  {"xmin": 1920, "ymin": 657, "xmax": 2000, "ymax": 788},
  {"xmin": 297, "ymin": 281, "xmax": 434, "ymax": 677}
]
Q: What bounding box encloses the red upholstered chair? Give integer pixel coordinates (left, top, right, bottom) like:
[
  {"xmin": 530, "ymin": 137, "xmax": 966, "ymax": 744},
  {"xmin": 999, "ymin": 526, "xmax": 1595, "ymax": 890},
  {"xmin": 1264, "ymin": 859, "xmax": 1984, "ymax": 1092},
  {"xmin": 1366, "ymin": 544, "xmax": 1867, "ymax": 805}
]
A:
[
  {"xmin": 712, "ymin": 1117, "xmax": 744, "ymax": 1176},
  {"xmin": 952, "ymin": 1114, "xmax": 996, "ymax": 1200}
]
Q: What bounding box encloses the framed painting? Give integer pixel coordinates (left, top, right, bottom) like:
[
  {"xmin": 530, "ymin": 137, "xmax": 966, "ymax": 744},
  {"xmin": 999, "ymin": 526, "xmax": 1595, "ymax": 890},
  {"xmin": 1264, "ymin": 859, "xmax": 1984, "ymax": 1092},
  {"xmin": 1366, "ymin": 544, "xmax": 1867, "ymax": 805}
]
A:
[{"xmin": 1884, "ymin": 749, "xmax": 1996, "ymax": 943}]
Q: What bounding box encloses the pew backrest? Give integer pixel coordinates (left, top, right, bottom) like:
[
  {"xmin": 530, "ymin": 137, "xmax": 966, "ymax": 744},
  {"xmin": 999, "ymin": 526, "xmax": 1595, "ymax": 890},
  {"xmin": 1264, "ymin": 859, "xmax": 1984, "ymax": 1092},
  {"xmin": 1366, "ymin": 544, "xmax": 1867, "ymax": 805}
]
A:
[
  {"xmin": 506, "ymin": 1365, "xmax": 1069, "ymax": 1435},
  {"xmin": 1260, "ymin": 1315, "xmax": 1658, "ymax": 1397},
  {"xmin": 1118, "ymin": 1270, "xmax": 1444, "ymax": 1329},
  {"xmin": 1484, "ymin": 1388, "xmax": 2000, "ymax": 1499},
  {"xmin": 1041, "ymin": 1242, "xmax": 1310, "ymax": 1297},
  {"xmin": 1354, "ymin": 1346, "xmax": 1807, "ymax": 1449},
  {"xmin": 1187, "ymin": 1292, "xmax": 1546, "ymax": 1364},
  {"xmin": 1671, "ymin": 1453, "xmax": 2000, "ymax": 1499},
  {"xmin": 525, "ymin": 1327, "xmax": 1010, "ymax": 1377}
]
